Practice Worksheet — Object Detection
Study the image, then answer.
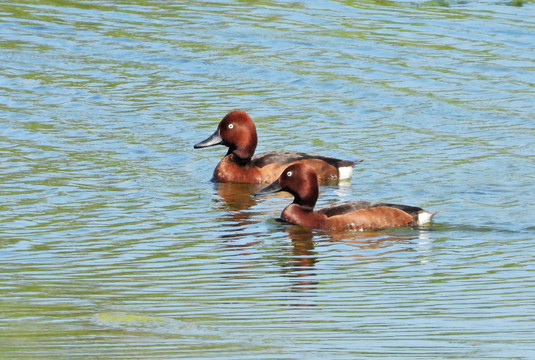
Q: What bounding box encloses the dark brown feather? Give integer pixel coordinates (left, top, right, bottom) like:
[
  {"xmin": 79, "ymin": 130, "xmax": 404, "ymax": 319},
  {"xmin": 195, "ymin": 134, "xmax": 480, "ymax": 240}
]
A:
[
  {"xmin": 319, "ymin": 201, "xmax": 423, "ymax": 219},
  {"xmin": 378, "ymin": 203, "xmax": 424, "ymax": 218},
  {"xmin": 318, "ymin": 201, "xmax": 377, "ymax": 217},
  {"xmin": 252, "ymin": 151, "xmax": 361, "ymax": 169}
]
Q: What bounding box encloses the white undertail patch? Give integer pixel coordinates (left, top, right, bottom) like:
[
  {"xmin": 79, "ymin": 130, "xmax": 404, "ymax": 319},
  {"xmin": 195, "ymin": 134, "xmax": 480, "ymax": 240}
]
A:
[
  {"xmin": 417, "ymin": 211, "xmax": 437, "ymax": 226},
  {"xmin": 338, "ymin": 166, "xmax": 354, "ymax": 180}
]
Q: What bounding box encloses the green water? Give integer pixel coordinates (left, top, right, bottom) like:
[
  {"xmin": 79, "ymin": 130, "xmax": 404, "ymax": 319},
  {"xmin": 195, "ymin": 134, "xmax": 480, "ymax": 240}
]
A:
[{"xmin": 1, "ymin": 1, "xmax": 534, "ymax": 359}]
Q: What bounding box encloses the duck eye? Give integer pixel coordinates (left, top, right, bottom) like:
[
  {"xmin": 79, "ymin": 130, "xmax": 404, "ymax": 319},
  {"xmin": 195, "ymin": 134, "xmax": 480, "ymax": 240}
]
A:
[
  {"xmin": 286, "ymin": 171, "xmax": 292, "ymax": 177},
  {"xmin": 228, "ymin": 124, "xmax": 234, "ymax": 129}
]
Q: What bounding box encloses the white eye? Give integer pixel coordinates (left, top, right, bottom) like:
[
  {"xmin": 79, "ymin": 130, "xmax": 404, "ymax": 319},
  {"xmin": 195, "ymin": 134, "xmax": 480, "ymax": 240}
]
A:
[
  {"xmin": 228, "ymin": 124, "xmax": 234, "ymax": 129},
  {"xmin": 286, "ymin": 171, "xmax": 292, "ymax": 177}
]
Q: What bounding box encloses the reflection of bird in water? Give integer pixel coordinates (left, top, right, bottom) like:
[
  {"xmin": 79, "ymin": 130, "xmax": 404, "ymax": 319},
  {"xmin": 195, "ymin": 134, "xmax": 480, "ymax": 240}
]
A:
[
  {"xmin": 286, "ymin": 226, "xmax": 317, "ymax": 269},
  {"xmin": 280, "ymin": 226, "xmax": 318, "ymax": 296},
  {"xmin": 281, "ymin": 225, "xmax": 427, "ymax": 297},
  {"xmin": 214, "ymin": 182, "xmax": 260, "ymax": 226},
  {"xmin": 216, "ymin": 182, "xmax": 258, "ymax": 211},
  {"xmin": 326, "ymin": 229, "xmax": 417, "ymax": 250}
]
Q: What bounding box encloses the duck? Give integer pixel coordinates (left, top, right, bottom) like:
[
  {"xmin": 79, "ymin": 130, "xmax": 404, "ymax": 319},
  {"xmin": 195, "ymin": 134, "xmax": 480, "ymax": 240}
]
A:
[
  {"xmin": 256, "ymin": 163, "xmax": 437, "ymax": 231},
  {"xmin": 194, "ymin": 110, "xmax": 361, "ymax": 184}
]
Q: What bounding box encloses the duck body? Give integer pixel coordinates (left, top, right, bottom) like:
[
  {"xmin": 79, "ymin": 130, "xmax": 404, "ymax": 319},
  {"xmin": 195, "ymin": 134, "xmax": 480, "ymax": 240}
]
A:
[
  {"xmin": 194, "ymin": 110, "xmax": 361, "ymax": 184},
  {"xmin": 282, "ymin": 201, "xmax": 429, "ymax": 231},
  {"xmin": 257, "ymin": 163, "xmax": 436, "ymax": 231}
]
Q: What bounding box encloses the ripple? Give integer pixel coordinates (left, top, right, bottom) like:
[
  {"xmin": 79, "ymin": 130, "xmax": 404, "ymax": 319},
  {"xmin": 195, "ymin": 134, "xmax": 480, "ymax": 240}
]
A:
[{"xmin": 1, "ymin": 1, "xmax": 535, "ymax": 359}]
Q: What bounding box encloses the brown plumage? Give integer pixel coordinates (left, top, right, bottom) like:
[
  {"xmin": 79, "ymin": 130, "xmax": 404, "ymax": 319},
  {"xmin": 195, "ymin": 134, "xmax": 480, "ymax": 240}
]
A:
[
  {"xmin": 256, "ymin": 163, "xmax": 437, "ymax": 231},
  {"xmin": 194, "ymin": 110, "xmax": 361, "ymax": 184}
]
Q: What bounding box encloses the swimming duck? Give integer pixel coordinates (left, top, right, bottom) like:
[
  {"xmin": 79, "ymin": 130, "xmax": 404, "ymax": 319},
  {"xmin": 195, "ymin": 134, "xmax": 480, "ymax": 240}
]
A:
[
  {"xmin": 256, "ymin": 163, "xmax": 437, "ymax": 231},
  {"xmin": 194, "ymin": 110, "xmax": 361, "ymax": 184}
]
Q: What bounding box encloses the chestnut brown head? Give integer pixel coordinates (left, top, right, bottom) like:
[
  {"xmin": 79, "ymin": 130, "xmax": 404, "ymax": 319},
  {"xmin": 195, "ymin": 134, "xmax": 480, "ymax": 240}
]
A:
[
  {"xmin": 194, "ymin": 110, "xmax": 258, "ymax": 161},
  {"xmin": 256, "ymin": 163, "xmax": 319, "ymax": 210}
]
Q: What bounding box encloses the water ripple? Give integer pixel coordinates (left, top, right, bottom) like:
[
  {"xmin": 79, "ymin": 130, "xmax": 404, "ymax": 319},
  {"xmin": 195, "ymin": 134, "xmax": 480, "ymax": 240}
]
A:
[{"xmin": 1, "ymin": 1, "xmax": 535, "ymax": 359}]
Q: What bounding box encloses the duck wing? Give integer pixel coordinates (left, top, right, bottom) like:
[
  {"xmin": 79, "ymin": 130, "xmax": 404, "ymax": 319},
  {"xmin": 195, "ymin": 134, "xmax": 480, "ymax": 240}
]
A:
[
  {"xmin": 378, "ymin": 203, "xmax": 424, "ymax": 217},
  {"xmin": 319, "ymin": 201, "xmax": 424, "ymax": 218},
  {"xmin": 252, "ymin": 151, "xmax": 360, "ymax": 169},
  {"xmin": 318, "ymin": 201, "xmax": 377, "ymax": 218}
]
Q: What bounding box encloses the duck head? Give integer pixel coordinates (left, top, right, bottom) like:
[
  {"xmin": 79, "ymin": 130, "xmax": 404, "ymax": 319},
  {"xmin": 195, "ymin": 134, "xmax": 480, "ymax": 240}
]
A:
[
  {"xmin": 194, "ymin": 110, "xmax": 258, "ymax": 161},
  {"xmin": 256, "ymin": 163, "xmax": 319, "ymax": 210}
]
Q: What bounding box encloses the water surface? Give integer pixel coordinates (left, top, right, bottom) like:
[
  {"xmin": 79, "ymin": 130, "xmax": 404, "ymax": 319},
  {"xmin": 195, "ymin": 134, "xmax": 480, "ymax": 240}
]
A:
[{"xmin": 1, "ymin": 0, "xmax": 535, "ymax": 359}]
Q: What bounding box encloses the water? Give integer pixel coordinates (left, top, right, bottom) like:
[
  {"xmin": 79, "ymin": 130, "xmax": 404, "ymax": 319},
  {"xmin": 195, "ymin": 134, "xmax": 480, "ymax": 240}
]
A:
[{"xmin": 1, "ymin": 0, "xmax": 534, "ymax": 358}]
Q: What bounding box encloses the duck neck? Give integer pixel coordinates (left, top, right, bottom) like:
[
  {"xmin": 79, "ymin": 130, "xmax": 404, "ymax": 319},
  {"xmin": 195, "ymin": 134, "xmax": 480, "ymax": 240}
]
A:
[
  {"xmin": 293, "ymin": 182, "xmax": 318, "ymax": 210},
  {"xmin": 227, "ymin": 152, "xmax": 252, "ymax": 166},
  {"xmin": 282, "ymin": 203, "xmax": 326, "ymax": 229},
  {"xmin": 227, "ymin": 131, "xmax": 257, "ymax": 162}
]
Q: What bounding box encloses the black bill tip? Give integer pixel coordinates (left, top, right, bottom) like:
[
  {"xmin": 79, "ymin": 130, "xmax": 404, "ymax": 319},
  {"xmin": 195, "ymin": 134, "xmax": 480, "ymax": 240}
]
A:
[
  {"xmin": 255, "ymin": 179, "xmax": 282, "ymax": 196},
  {"xmin": 194, "ymin": 128, "xmax": 223, "ymax": 149}
]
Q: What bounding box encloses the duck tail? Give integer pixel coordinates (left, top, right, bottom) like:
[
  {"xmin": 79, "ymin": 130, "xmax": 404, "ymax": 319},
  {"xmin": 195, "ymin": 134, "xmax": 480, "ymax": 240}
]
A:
[
  {"xmin": 417, "ymin": 210, "xmax": 440, "ymax": 226},
  {"xmin": 338, "ymin": 159, "xmax": 363, "ymax": 180}
]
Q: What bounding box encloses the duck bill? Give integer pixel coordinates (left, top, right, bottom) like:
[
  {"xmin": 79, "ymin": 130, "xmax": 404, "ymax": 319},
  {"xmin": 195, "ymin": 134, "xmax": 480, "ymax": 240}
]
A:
[
  {"xmin": 194, "ymin": 128, "xmax": 223, "ymax": 148},
  {"xmin": 255, "ymin": 179, "xmax": 282, "ymax": 195}
]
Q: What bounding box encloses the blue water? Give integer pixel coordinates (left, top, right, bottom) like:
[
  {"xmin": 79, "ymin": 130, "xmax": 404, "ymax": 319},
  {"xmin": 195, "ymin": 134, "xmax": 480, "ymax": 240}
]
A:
[{"xmin": 1, "ymin": 1, "xmax": 534, "ymax": 359}]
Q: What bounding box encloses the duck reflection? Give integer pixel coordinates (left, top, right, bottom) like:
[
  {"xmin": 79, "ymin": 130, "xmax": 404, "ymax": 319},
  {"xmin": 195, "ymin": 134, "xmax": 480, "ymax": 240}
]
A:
[
  {"xmin": 279, "ymin": 225, "xmax": 419, "ymax": 298},
  {"xmin": 215, "ymin": 182, "xmax": 434, "ymax": 300},
  {"xmin": 215, "ymin": 182, "xmax": 260, "ymax": 226},
  {"xmin": 215, "ymin": 182, "xmax": 258, "ymax": 211},
  {"xmin": 215, "ymin": 182, "xmax": 296, "ymax": 229},
  {"xmin": 282, "ymin": 225, "xmax": 318, "ymax": 294},
  {"xmin": 326, "ymin": 229, "xmax": 415, "ymax": 251}
]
